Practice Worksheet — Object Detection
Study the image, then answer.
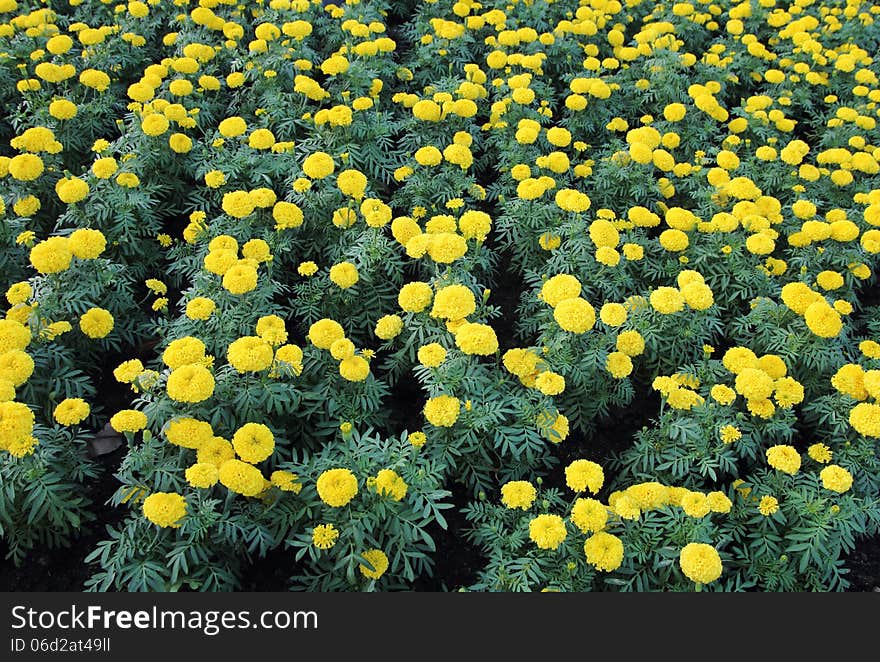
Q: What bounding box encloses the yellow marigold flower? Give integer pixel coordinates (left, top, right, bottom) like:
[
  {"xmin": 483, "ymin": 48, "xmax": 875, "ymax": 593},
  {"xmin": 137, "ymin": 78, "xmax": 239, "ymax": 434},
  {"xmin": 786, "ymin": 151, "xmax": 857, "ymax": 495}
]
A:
[
  {"xmin": 599, "ymin": 303, "xmax": 627, "ymax": 327},
  {"xmin": 616, "ymin": 330, "xmax": 645, "ymax": 357},
  {"xmin": 804, "ymin": 301, "xmax": 842, "ymax": 338},
  {"xmin": 113, "ymin": 359, "xmax": 144, "ymax": 384},
  {"xmin": 734, "ymin": 368, "xmax": 774, "ymax": 400},
  {"xmin": 758, "ymin": 495, "xmax": 779, "ymax": 516},
  {"xmin": 165, "ymin": 417, "xmax": 213, "ymax": 449},
  {"xmin": 613, "ymin": 494, "xmax": 641, "ymax": 520},
  {"xmin": 339, "ymin": 355, "xmax": 370, "ymax": 382},
  {"xmin": 528, "ymin": 513, "xmax": 567, "ymax": 550},
  {"xmin": 820, "ymin": 465, "xmax": 853, "ymax": 493},
  {"xmin": 298, "ymin": 261, "xmax": 318, "ymax": 277},
  {"xmin": 329, "ymin": 262, "xmax": 359, "ymax": 289},
  {"xmin": 722, "ymin": 347, "xmax": 759, "ymax": 374},
  {"xmin": 299, "ymin": 152, "xmax": 336, "ymax": 182},
  {"xmin": 375, "ymin": 315, "xmax": 403, "ymax": 340},
  {"xmin": 418, "ymin": 343, "xmax": 446, "ymax": 368},
  {"xmin": 308, "ymin": 319, "xmax": 345, "ymax": 350},
  {"xmin": 359, "ymin": 549, "xmax": 389, "ymax": 579},
  {"xmin": 832, "ymin": 364, "xmax": 867, "ymax": 401},
  {"xmin": 540, "ymin": 274, "xmax": 581, "ymax": 307},
  {"xmin": 553, "ymin": 297, "xmax": 596, "ymax": 334},
  {"xmin": 711, "ymin": 384, "xmax": 736, "ymax": 405},
  {"xmin": 408, "ymin": 431, "xmax": 427, "ymax": 448},
  {"xmin": 859, "ymin": 340, "xmax": 880, "ymax": 359},
  {"xmin": 0, "ymin": 320, "xmax": 30, "ymax": 355},
  {"xmin": 458, "ymin": 210, "xmax": 492, "ymax": 241},
  {"xmin": 79, "ymin": 308, "xmax": 113, "ymax": 339},
  {"xmin": 273, "ymin": 201, "xmax": 304, "ymax": 229},
  {"xmin": 337, "ymin": 169, "xmax": 368, "ymax": 199},
  {"xmin": 5, "ymin": 283, "xmax": 32, "ymax": 307},
  {"xmin": 68, "ymin": 228, "xmax": 107, "ymax": 260},
  {"xmin": 29, "ymin": 237, "xmax": 72, "ymax": 274},
  {"xmin": 162, "ymin": 336, "xmax": 206, "ymax": 369},
  {"xmin": 720, "ymin": 425, "xmax": 741, "ymax": 443},
  {"xmin": 808, "ymin": 443, "xmax": 832, "ymax": 464},
  {"xmin": 222, "ymin": 264, "xmax": 259, "ymax": 295},
  {"xmin": 316, "ymin": 468, "xmax": 358, "ymax": 507},
  {"xmin": 424, "ymin": 394, "xmax": 461, "ymax": 427},
  {"xmin": 330, "ymin": 339, "xmax": 355, "ymax": 361},
  {"xmin": 681, "ymin": 492, "xmax": 710, "ymax": 518},
  {"xmin": 373, "ymin": 469, "xmax": 408, "ymax": 501},
  {"xmin": 186, "ymin": 463, "xmax": 219, "ymax": 488},
  {"xmin": 650, "ymin": 287, "xmax": 684, "ymax": 314},
  {"xmin": 219, "ymin": 459, "xmax": 265, "ymax": 497},
  {"xmin": 706, "ymin": 491, "xmax": 732, "ymax": 513},
  {"xmin": 53, "ymin": 398, "xmax": 90, "ymax": 426},
  {"xmin": 232, "ymin": 423, "xmax": 274, "ymax": 464},
  {"xmin": 221, "ymin": 190, "xmax": 255, "ymax": 219},
  {"xmin": 398, "ymin": 282, "xmax": 433, "ymax": 313},
  {"xmin": 766, "ymin": 445, "xmax": 801, "ymax": 474},
  {"xmin": 605, "ymin": 352, "xmax": 633, "ymax": 379},
  {"xmin": 500, "ymin": 481, "xmax": 537, "ymax": 510},
  {"xmin": 196, "ymin": 437, "xmax": 234, "ymax": 468},
  {"xmin": 142, "ymin": 492, "xmax": 187, "ymax": 528},
  {"xmin": 166, "ymin": 364, "xmax": 214, "ymax": 403},
  {"xmin": 681, "ymin": 282, "xmax": 714, "ymax": 310},
  {"xmin": 271, "ymin": 470, "xmax": 302, "ymax": 493},
  {"xmin": 431, "ymin": 285, "xmax": 475, "ymax": 320},
  {"xmin": 535, "ymin": 371, "xmax": 565, "ymax": 396},
  {"xmin": 255, "ymin": 315, "xmax": 288, "ymax": 346},
  {"xmin": 110, "ymin": 409, "xmax": 147, "ymax": 433},
  {"xmin": 679, "ymin": 543, "xmax": 722, "ymax": 584},
  {"xmin": 312, "ymin": 524, "xmax": 339, "ymax": 550},
  {"xmin": 455, "ymin": 322, "xmax": 498, "ymax": 355},
  {"xmin": 218, "ymin": 116, "xmax": 247, "ymax": 137},
  {"xmin": 227, "ymin": 336, "xmax": 274, "ymax": 373},
  {"xmin": 564, "ymin": 459, "xmax": 604, "ymax": 493},
  {"xmin": 570, "ymin": 498, "xmax": 607, "ymax": 534},
  {"xmin": 625, "ymin": 482, "xmax": 668, "ymax": 511},
  {"xmin": 583, "ymin": 532, "xmax": 624, "ymax": 572},
  {"xmin": 773, "ymin": 377, "xmax": 804, "ymax": 408}
]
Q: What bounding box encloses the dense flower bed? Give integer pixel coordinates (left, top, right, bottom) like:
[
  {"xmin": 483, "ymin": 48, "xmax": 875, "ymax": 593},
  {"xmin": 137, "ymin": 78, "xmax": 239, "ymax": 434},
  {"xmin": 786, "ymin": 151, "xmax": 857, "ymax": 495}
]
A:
[{"xmin": 2, "ymin": 0, "xmax": 880, "ymax": 591}]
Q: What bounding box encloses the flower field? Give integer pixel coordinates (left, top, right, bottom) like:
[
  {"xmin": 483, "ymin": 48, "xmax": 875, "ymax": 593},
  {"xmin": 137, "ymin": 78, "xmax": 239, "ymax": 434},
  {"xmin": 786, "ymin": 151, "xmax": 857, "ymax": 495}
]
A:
[{"xmin": 1, "ymin": 0, "xmax": 880, "ymax": 592}]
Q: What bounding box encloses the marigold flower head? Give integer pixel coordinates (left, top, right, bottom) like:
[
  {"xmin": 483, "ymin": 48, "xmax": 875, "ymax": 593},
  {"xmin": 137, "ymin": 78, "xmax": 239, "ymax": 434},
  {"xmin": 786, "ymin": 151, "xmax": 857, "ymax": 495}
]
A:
[
  {"xmin": 110, "ymin": 409, "xmax": 147, "ymax": 433},
  {"xmin": 142, "ymin": 492, "xmax": 187, "ymax": 528},
  {"xmin": 431, "ymin": 285, "xmax": 476, "ymax": 320},
  {"xmin": 271, "ymin": 470, "xmax": 302, "ymax": 493},
  {"xmin": 232, "ymin": 423, "xmax": 275, "ymax": 464},
  {"xmin": 679, "ymin": 543, "xmax": 722, "ymax": 584},
  {"xmin": 219, "ymin": 459, "xmax": 266, "ymax": 497},
  {"xmin": 766, "ymin": 444, "xmax": 801, "ymax": 474},
  {"xmin": 359, "ymin": 549, "xmax": 389, "ymax": 579},
  {"xmin": 53, "ymin": 398, "xmax": 90, "ymax": 426},
  {"xmin": 316, "ymin": 468, "xmax": 358, "ymax": 507},
  {"xmin": 186, "ymin": 463, "xmax": 219, "ymax": 489},
  {"xmin": 500, "ymin": 481, "xmax": 537, "ymax": 510},
  {"xmin": 528, "ymin": 513, "xmax": 567, "ymax": 550},
  {"xmin": 166, "ymin": 364, "xmax": 214, "ymax": 403},
  {"xmin": 564, "ymin": 459, "xmax": 604, "ymax": 494},
  {"xmin": 312, "ymin": 524, "xmax": 339, "ymax": 550},
  {"xmin": 759, "ymin": 495, "xmax": 779, "ymax": 516},
  {"xmin": 584, "ymin": 532, "xmax": 624, "ymax": 572},
  {"xmin": 424, "ymin": 394, "xmax": 460, "ymax": 427},
  {"xmin": 820, "ymin": 464, "xmax": 853, "ymax": 493},
  {"xmin": 308, "ymin": 319, "xmax": 345, "ymax": 350},
  {"xmin": 808, "ymin": 443, "xmax": 832, "ymax": 464},
  {"xmin": 553, "ymin": 297, "xmax": 596, "ymax": 333}
]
